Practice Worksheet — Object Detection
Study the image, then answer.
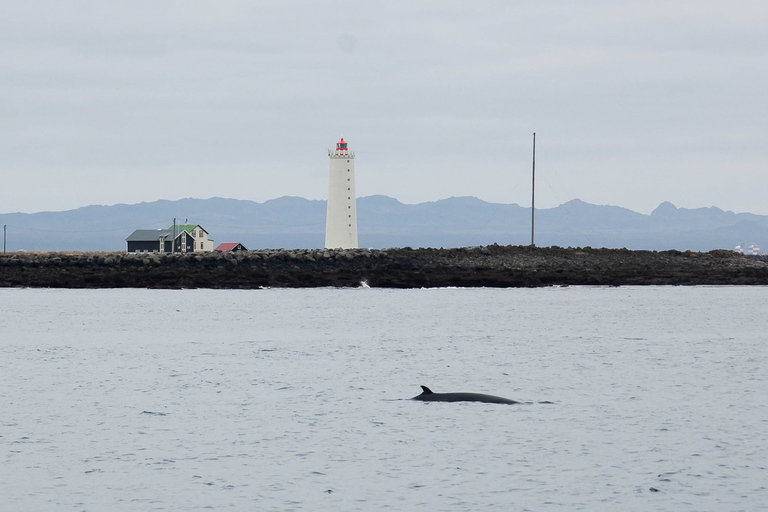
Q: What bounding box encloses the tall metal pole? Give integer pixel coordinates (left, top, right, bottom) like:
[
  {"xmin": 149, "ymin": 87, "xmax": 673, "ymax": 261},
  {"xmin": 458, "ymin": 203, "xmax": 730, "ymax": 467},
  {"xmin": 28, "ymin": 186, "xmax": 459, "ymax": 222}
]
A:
[
  {"xmin": 3, "ymin": 224, "xmax": 6, "ymax": 254},
  {"xmin": 531, "ymin": 132, "xmax": 536, "ymax": 247}
]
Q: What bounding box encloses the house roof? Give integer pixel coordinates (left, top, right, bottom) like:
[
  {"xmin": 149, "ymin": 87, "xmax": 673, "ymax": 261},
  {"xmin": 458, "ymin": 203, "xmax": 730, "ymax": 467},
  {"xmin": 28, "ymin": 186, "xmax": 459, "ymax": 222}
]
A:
[
  {"xmin": 168, "ymin": 224, "xmax": 208, "ymax": 235},
  {"xmin": 215, "ymin": 242, "xmax": 247, "ymax": 251},
  {"xmin": 126, "ymin": 229, "xmax": 172, "ymax": 242},
  {"xmin": 127, "ymin": 228, "xmax": 201, "ymax": 243}
]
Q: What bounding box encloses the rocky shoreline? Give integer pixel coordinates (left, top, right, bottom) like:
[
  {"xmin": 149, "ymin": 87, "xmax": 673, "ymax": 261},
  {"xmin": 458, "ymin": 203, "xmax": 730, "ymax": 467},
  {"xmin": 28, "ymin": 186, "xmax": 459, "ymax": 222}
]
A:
[{"xmin": 1, "ymin": 245, "xmax": 767, "ymax": 289}]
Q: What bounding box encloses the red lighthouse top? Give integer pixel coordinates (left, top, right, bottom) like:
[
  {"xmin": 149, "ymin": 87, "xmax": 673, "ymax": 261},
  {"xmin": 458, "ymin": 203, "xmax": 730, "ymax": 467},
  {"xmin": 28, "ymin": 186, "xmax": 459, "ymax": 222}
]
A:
[{"xmin": 336, "ymin": 138, "xmax": 348, "ymax": 150}]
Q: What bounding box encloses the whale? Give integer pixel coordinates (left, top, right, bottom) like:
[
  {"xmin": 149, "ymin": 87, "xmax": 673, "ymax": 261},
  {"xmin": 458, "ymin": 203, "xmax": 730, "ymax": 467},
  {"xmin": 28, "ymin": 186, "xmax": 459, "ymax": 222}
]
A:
[{"xmin": 411, "ymin": 385, "xmax": 518, "ymax": 404}]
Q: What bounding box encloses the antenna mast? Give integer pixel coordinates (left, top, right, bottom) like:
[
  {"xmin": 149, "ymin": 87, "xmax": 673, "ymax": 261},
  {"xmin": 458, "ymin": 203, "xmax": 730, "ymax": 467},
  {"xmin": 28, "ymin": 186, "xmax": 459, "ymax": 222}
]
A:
[{"xmin": 531, "ymin": 132, "xmax": 536, "ymax": 247}]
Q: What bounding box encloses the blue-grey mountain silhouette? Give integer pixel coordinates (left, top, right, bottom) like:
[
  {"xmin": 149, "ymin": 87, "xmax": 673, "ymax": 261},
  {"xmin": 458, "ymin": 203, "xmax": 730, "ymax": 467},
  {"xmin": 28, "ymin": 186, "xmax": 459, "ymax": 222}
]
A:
[{"xmin": 0, "ymin": 196, "xmax": 765, "ymax": 252}]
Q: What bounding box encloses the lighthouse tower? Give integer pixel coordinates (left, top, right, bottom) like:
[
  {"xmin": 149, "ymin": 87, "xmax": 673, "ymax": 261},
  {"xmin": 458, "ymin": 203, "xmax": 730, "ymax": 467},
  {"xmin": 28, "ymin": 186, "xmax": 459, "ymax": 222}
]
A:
[{"xmin": 325, "ymin": 137, "xmax": 358, "ymax": 249}]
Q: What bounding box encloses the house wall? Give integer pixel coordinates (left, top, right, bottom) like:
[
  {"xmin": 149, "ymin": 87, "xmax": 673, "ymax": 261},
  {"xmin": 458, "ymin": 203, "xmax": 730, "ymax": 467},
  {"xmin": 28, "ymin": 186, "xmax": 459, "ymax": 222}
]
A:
[
  {"xmin": 190, "ymin": 227, "xmax": 214, "ymax": 252},
  {"xmin": 174, "ymin": 232, "xmax": 194, "ymax": 253},
  {"xmin": 127, "ymin": 240, "xmax": 168, "ymax": 253}
]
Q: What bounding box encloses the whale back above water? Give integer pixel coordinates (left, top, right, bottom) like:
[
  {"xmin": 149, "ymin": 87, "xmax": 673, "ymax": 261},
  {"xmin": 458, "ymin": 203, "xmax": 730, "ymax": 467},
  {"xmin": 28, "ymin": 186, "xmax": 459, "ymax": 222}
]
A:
[{"xmin": 411, "ymin": 385, "xmax": 518, "ymax": 404}]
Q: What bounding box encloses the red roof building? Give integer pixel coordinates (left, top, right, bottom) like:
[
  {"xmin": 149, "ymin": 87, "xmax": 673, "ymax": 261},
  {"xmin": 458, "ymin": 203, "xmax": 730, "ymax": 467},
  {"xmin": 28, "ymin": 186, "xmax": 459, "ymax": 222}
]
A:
[{"xmin": 215, "ymin": 242, "xmax": 248, "ymax": 252}]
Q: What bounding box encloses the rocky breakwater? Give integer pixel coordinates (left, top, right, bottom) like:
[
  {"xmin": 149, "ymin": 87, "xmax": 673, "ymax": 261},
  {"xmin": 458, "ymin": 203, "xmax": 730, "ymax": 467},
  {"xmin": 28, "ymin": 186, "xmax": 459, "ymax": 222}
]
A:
[{"xmin": 1, "ymin": 245, "xmax": 767, "ymax": 289}]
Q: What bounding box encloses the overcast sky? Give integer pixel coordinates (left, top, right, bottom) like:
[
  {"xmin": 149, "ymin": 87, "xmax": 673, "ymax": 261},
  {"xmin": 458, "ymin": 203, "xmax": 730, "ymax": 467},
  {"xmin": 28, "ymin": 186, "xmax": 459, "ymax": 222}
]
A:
[{"xmin": 2, "ymin": 1, "xmax": 767, "ymax": 215}]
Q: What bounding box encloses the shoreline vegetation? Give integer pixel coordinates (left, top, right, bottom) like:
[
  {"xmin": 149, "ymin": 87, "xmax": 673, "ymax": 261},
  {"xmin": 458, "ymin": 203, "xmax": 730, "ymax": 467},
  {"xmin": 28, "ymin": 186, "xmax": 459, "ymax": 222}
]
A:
[{"xmin": 2, "ymin": 245, "xmax": 767, "ymax": 289}]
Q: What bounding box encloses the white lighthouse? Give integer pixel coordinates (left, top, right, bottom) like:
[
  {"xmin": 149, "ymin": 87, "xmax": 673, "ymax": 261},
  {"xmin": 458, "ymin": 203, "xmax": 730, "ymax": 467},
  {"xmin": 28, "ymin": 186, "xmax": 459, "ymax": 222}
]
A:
[{"xmin": 325, "ymin": 137, "xmax": 358, "ymax": 249}]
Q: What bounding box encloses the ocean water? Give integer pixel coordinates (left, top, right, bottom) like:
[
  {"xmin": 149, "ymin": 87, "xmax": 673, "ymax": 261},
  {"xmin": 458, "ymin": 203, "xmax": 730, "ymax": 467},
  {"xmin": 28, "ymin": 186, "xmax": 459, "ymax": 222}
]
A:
[{"xmin": 1, "ymin": 286, "xmax": 766, "ymax": 511}]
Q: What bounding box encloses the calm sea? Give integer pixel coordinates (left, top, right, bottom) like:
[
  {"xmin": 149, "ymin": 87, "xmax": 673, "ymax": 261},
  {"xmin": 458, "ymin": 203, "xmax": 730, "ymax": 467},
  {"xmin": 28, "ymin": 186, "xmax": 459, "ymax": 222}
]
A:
[{"xmin": 1, "ymin": 286, "xmax": 766, "ymax": 511}]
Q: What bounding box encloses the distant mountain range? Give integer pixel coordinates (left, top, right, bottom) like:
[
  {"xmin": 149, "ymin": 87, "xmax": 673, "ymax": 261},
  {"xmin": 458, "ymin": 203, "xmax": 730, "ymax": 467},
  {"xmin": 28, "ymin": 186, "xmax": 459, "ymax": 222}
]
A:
[{"xmin": 1, "ymin": 196, "xmax": 766, "ymax": 252}]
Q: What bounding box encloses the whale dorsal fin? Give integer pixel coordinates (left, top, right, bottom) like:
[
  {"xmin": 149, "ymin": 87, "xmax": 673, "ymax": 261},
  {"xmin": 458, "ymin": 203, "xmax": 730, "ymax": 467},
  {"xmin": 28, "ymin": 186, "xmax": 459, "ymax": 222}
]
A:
[{"xmin": 420, "ymin": 385, "xmax": 433, "ymax": 394}]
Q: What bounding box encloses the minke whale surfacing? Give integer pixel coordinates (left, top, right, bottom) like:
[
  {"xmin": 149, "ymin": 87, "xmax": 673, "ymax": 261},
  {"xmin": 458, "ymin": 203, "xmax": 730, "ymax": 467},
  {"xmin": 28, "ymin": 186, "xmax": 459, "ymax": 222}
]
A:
[{"xmin": 411, "ymin": 385, "xmax": 518, "ymax": 404}]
